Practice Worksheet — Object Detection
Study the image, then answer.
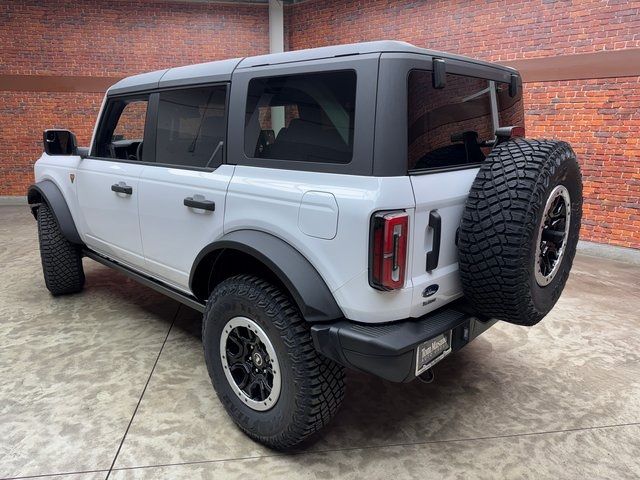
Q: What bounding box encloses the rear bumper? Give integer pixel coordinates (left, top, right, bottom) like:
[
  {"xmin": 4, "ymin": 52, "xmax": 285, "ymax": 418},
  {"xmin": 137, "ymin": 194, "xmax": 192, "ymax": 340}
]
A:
[{"xmin": 310, "ymin": 308, "xmax": 496, "ymax": 382}]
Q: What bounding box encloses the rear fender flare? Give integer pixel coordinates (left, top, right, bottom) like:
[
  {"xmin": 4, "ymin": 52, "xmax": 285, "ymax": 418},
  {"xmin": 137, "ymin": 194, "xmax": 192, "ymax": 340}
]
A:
[
  {"xmin": 190, "ymin": 230, "xmax": 343, "ymax": 323},
  {"xmin": 27, "ymin": 180, "xmax": 83, "ymax": 245}
]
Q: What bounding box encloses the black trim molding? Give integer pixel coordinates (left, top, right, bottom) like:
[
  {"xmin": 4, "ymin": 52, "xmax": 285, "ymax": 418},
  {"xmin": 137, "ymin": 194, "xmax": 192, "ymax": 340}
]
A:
[
  {"xmin": 27, "ymin": 180, "xmax": 83, "ymax": 245},
  {"xmin": 190, "ymin": 230, "xmax": 344, "ymax": 322}
]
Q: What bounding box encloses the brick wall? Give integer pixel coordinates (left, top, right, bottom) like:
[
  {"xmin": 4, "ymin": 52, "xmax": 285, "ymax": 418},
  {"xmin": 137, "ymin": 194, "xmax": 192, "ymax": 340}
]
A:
[
  {"xmin": 525, "ymin": 78, "xmax": 640, "ymax": 248},
  {"xmin": 0, "ymin": 0, "xmax": 268, "ymax": 196},
  {"xmin": 285, "ymin": 0, "xmax": 640, "ymax": 58},
  {"xmin": 286, "ymin": 0, "xmax": 640, "ymax": 248},
  {"xmin": 2, "ymin": 0, "xmax": 639, "ymax": 248},
  {"xmin": 0, "ymin": 91, "xmax": 104, "ymax": 196}
]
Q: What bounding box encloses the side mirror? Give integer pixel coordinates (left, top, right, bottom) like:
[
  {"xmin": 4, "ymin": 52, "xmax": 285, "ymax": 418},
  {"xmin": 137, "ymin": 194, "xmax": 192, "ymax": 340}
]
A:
[{"xmin": 43, "ymin": 129, "xmax": 78, "ymax": 156}]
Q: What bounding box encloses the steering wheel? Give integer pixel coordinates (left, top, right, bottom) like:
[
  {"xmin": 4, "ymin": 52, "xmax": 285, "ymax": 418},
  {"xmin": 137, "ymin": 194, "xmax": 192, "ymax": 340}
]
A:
[{"xmin": 136, "ymin": 141, "xmax": 143, "ymax": 162}]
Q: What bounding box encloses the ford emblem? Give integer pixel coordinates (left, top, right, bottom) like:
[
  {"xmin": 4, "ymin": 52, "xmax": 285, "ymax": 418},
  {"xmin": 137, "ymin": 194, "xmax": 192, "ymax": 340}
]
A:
[{"xmin": 422, "ymin": 284, "xmax": 439, "ymax": 297}]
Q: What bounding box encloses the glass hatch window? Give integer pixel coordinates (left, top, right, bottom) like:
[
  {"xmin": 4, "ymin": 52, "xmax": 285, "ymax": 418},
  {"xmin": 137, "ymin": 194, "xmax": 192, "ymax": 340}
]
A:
[
  {"xmin": 408, "ymin": 71, "xmax": 524, "ymax": 171},
  {"xmin": 244, "ymin": 71, "xmax": 356, "ymax": 164}
]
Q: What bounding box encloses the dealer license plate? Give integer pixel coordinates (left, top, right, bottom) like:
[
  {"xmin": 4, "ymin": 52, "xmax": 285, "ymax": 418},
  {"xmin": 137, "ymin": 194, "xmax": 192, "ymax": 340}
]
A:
[{"xmin": 415, "ymin": 331, "xmax": 452, "ymax": 376}]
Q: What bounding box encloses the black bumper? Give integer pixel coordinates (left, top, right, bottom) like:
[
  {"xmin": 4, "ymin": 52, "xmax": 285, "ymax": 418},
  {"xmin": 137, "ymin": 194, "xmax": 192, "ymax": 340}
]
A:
[{"xmin": 311, "ymin": 308, "xmax": 496, "ymax": 382}]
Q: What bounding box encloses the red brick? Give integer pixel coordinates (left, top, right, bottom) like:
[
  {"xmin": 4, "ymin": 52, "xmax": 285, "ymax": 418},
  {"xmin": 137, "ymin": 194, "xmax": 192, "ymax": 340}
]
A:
[
  {"xmin": 2, "ymin": 0, "xmax": 639, "ymax": 249},
  {"xmin": 0, "ymin": 0, "xmax": 268, "ymax": 197},
  {"xmin": 284, "ymin": 0, "xmax": 640, "ymax": 249}
]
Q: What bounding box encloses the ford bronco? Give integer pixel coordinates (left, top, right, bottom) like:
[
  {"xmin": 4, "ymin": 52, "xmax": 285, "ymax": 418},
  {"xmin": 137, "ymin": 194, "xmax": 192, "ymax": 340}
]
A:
[{"xmin": 28, "ymin": 41, "xmax": 582, "ymax": 449}]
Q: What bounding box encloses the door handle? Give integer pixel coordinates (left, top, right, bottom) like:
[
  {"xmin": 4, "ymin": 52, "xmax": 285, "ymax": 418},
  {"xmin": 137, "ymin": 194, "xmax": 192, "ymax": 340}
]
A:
[
  {"xmin": 111, "ymin": 183, "xmax": 133, "ymax": 195},
  {"xmin": 426, "ymin": 210, "xmax": 441, "ymax": 271},
  {"xmin": 184, "ymin": 196, "xmax": 215, "ymax": 212}
]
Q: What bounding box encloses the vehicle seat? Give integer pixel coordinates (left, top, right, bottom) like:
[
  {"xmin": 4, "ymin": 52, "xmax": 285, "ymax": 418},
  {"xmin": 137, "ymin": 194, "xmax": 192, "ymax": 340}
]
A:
[
  {"xmin": 265, "ymin": 118, "xmax": 350, "ymax": 163},
  {"xmin": 414, "ymin": 130, "xmax": 485, "ymax": 169}
]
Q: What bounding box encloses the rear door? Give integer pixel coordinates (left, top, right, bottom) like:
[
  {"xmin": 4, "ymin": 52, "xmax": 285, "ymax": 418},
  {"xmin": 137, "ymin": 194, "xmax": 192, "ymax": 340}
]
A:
[
  {"xmin": 406, "ymin": 69, "xmax": 524, "ymax": 317},
  {"xmin": 137, "ymin": 84, "xmax": 233, "ymax": 291}
]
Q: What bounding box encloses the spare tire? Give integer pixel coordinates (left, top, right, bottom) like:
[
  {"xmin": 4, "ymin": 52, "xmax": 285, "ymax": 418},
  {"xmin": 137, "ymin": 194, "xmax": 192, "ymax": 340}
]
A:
[{"xmin": 458, "ymin": 139, "xmax": 582, "ymax": 326}]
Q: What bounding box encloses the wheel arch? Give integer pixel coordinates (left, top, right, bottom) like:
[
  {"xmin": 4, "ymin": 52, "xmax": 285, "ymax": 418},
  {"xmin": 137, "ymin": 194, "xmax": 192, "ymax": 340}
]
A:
[
  {"xmin": 190, "ymin": 230, "xmax": 343, "ymax": 323},
  {"xmin": 27, "ymin": 180, "xmax": 83, "ymax": 245}
]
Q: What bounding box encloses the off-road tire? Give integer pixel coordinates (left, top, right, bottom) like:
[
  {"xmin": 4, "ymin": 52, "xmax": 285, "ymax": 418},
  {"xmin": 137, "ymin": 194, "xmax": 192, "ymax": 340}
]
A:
[
  {"xmin": 458, "ymin": 139, "xmax": 582, "ymax": 326},
  {"xmin": 202, "ymin": 274, "xmax": 345, "ymax": 450},
  {"xmin": 37, "ymin": 203, "xmax": 85, "ymax": 295}
]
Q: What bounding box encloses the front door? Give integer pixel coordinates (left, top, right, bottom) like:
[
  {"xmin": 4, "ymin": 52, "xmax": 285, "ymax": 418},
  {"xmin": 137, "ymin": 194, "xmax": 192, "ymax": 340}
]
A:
[
  {"xmin": 137, "ymin": 85, "xmax": 233, "ymax": 291},
  {"xmin": 77, "ymin": 94, "xmax": 152, "ymax": 269}
]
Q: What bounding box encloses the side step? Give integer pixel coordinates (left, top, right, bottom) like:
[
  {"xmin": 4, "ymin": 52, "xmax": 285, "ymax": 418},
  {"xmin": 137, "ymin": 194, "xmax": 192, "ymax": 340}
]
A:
[{"xmin": 83, "ymin": 249, "xmax": 206, "ymax": 313}]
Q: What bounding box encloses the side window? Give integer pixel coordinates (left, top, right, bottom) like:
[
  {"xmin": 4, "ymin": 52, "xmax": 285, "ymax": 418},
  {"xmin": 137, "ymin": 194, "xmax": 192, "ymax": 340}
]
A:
[
  {"xmin": 113, "ymin": 101, "xmax": 147, "ymax": 141},
  {"xmin": 244, "ymin": 71, "xmax": 356, "ymax": 164},
  {"xmin": 156, "ymin": 86, "xmax": 227, "ymax": 169},
  {"xmin": 407, "ymin": 71, "xmax": 523, "ymax": 171},
  {"xmin": 94, "ymin": 95, "xmax": 149, "ymax": 160}
]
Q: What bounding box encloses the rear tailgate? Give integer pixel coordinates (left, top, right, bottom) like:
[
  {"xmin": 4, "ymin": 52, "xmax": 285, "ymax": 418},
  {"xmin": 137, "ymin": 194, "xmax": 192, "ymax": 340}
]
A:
[
  {"xmin": 408, "ymin": 168, "xmax": 479, "ymax": 317},
  {"xmin": 405, "ymin": 67, "xmax": 524, "ymax": 319}
]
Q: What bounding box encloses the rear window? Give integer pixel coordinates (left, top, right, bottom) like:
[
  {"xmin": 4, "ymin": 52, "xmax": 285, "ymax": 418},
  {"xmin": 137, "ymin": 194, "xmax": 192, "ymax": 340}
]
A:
[
  {"xmin": 244, "ymin": 71, "xmax": 356, "ymax": 164},
  {"xmin": 408, "ymin": 70, "xmax": 524, "ymax": 171}
]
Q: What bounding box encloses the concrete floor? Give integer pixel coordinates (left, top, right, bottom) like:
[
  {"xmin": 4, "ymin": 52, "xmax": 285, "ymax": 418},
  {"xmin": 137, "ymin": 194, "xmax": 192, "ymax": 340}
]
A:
[{"xmin": 1, "ymin": 205, "xmax": 639, "ymax": 480}]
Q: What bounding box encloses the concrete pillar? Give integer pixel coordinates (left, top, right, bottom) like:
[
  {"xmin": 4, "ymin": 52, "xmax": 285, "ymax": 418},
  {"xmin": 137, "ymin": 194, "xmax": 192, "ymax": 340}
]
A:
[
  {"xmin": 269, "ymin": 0, "xmax": 285, "ymax": 135},
  {"xmin": 269, "ymin": 0, "xmax": 284, "ymax": 54}
]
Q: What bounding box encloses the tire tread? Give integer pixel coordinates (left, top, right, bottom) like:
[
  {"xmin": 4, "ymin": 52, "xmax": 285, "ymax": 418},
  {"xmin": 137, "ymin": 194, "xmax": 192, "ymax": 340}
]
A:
[
  {"xmin": 458, "ymin": 138, "xmax": 582, "ymax": 326},
  {"xmin": 37, "ymin": 203, "xmax": 85, "ymax": 295},
  {"xmin": 203, "ymin": 274, "xmax": 345, "ymax": 449}
]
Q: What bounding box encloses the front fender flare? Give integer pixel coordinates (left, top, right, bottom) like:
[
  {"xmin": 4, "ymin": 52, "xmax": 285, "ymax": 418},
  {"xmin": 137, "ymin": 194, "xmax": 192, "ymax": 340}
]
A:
[
  {"xmin": 190, "ymin": 230, "xmax": 343, "ymax": 323},
  {"xmin": 27, "ymin": 180, "xmax": 83, "ymax": 245}
]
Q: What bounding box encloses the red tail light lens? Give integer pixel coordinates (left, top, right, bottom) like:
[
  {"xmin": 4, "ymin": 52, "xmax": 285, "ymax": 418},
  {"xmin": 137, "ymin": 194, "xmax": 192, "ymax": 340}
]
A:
[{"xmin": 369, "ymin": 211, "xmax": 409, "ymax": 291}]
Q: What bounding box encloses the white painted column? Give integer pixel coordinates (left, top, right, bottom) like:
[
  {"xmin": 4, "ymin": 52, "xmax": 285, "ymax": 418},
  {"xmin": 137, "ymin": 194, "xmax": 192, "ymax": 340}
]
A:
[
  {"xmin": 269, "ymin": 0, "xmax": 285, "ymax": 135},
  {"xmin": 269, "ymin": 0, "xmax": 284, "ymax": 54}
]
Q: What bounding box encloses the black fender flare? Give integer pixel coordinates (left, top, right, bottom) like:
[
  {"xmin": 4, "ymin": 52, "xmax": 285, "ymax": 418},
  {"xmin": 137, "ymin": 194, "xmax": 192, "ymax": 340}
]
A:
[
  {"xmin": 27, "ymin": 180, "xmax": 83, "ymax": 245},
  {"xmin": 190, "ymin": 230, "xmax": 343, "ymax": 323}
]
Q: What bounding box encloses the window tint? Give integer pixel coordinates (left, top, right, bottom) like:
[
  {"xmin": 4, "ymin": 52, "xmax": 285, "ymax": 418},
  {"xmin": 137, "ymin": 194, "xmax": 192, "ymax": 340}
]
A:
[
  {"xmin": 245, "ymin": 71, "xmax": 356, "ymax": 164},
  {"xmin": 408, "ymin": 71, "xmax": 524, "ymax": 171},
  {"xmin": 156, "ymin": 86, "xmax": 227, "ymax": 169},
  {"xmin": 94, "ymin": 95, "xmax": 149, "ymax": 160}
]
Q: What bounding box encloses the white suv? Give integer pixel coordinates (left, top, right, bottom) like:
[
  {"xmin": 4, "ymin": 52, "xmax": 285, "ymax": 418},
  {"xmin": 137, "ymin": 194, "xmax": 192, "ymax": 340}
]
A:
[{"xmin": 28, "ymin": 41, "xmax": 582, "ymax": 449}]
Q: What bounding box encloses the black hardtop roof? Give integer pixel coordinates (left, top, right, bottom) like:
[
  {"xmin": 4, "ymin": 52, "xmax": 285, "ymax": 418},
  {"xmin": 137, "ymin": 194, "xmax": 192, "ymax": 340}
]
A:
[{"xmin": 107, "ymin": 40, "xmax": 519, "ymax": 95}]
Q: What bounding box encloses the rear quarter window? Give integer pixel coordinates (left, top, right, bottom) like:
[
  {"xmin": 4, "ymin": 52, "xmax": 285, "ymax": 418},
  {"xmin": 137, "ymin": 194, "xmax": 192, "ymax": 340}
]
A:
[
  {"xmin": 244, "ymin": 70, "xmax": 356, "ymax": 164},
  {"xmin": 408, "ymin": 70, "xmax": 524, "ymax": 172}
]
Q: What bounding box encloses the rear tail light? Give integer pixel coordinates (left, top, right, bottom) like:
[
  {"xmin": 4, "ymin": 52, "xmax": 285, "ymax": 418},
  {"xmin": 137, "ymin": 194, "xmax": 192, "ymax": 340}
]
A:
[{"xmin": 369, "ymin": 211, "xmax": 409, "ymax": 291}]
